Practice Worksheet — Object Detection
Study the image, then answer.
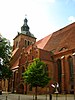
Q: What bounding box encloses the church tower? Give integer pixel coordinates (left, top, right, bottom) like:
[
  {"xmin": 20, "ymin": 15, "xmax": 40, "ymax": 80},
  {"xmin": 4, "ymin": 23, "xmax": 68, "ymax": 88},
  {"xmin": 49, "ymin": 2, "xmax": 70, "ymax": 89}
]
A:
[{"xmin": 13, "ymin": 17, "xmax": 36, "ymax": 50}]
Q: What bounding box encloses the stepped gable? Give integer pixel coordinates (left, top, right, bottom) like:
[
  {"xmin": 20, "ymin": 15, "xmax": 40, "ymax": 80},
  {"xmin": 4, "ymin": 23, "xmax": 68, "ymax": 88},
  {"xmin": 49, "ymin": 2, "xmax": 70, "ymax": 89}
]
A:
[
  {"xmin": 11, "ymin": 33, "xmax": 52, "ymax": 69},
  {"xmin": 44, "ymin": 22, "xmax": 75, "ymax": 53}
]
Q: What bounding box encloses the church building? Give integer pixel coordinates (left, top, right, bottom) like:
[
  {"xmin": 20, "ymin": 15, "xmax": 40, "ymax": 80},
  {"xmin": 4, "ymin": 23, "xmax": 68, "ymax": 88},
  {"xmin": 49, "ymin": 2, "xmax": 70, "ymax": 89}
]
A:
[{"xmin": 10, "ymin": 17, "xmax": 75, "ymax": 94}]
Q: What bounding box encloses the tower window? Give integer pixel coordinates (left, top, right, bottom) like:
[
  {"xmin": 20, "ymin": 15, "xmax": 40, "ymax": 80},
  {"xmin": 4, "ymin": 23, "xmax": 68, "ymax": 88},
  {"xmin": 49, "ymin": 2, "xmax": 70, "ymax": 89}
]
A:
[
  {"xmin": 25, "ymin": 40, "xmax": 26, "ymax": 45},
  {"xmin": 25, "ymin": 40, "xmax": 27, "ymax": 46},
  {"xmin": 28, "ymin": 41, "xmax": 30, "ymax": 45},
  {"xmin": 25, "ymin": 40, "xmax": 31, "ymax": 47}
]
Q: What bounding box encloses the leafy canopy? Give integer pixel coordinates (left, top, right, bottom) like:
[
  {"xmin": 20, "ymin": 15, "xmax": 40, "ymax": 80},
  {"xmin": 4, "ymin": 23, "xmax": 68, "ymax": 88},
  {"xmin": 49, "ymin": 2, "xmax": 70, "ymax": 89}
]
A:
[
  {"xmin": 0, "ymin": 35, "xmax": 12, "ymax": 79},
  {"xmin": 0, "ymin": 36, "xmax": 12, "ymax": 66},
  {"xmin": 23, "ymin": 58, "xmax": 50, "ymax": 87}
]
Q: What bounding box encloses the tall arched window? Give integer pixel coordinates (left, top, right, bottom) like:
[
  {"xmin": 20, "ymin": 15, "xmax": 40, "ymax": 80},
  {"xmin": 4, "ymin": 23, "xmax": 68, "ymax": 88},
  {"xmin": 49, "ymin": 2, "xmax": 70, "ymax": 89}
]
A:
[
  {"xmin": 22, "ymin": 67, "xmax": 25, "ymax": 73},
  {"xmin": 21, "ymin": 67, "xmax": 25, "ymax": 78},
  {"xmin": 57, "ymin": 59, "xmax": 62, "ymax": 92},
  {"xmin": 68, "ymin": 56, "xmax": 74, "ymax": 82}
]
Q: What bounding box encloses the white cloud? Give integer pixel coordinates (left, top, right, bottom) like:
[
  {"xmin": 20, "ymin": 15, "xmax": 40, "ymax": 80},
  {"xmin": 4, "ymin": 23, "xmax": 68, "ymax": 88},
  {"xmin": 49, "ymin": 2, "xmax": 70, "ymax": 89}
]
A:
[{"xmin": 68, "ymin": 16, "xmax": 75, "ymax": 23}]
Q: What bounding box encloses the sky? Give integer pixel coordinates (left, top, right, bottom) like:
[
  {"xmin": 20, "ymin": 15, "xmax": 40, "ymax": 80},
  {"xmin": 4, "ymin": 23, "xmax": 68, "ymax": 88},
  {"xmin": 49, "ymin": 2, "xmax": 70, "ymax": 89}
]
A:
[{"xmin": 0, "ymin": 0, "xmax": 75, "ymax": 45}]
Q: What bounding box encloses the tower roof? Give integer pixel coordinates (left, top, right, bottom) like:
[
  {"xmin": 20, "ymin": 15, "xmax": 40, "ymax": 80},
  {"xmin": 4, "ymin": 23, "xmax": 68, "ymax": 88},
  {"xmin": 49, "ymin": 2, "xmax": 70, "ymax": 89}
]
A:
[
  {"xmin": 21, "ymin": 17, "xmax": 35, "ymax": 38},
  {"xmin": 21, "ymin": 17, "xmax": 29, "ymax": 32}
]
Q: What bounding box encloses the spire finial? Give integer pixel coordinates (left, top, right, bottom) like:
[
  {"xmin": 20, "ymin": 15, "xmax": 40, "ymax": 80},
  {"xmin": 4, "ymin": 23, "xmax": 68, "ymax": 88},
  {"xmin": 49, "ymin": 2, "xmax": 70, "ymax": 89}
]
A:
[
  {"xmin": 21, "ymin": 15, "xmax": 29, "ymax": 33},
  {"xmin": 25, "ymin": 14, "xmax": 27, "ymax": 18},
  {"xmin": 24, "ymin": 14, "xmax": 28, "ymax": 26}
]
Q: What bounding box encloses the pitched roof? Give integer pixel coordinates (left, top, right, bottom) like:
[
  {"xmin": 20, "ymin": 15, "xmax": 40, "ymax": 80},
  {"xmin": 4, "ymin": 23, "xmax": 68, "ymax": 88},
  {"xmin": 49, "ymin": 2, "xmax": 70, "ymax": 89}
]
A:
[
  {"xmin": 35, "ymin": 34, "xmax": 52, "ymax": 49},
  {"xmin": 11, "ymin": 58, "xmax": 19, "ymax": 69},
  {"xmin": 44, "ymin": 22, "xmax": 75, "ymax": 53}
]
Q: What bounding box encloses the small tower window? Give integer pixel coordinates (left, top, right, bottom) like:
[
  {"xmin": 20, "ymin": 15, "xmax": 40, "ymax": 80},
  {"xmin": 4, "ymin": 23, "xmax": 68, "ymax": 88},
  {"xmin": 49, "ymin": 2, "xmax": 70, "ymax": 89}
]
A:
[
  {"xmin": 25, "ymin": 40, "xmax": 28, "ymax": 47},
  {"xmin": 25, "ymin": 39, "xmax": 31, "ymax": 47},
  {"xmin": 28, "ymin": 41, "xmax": 30, "ymax": 45},
  {"xmin": 25, "ymin": 40, "xmax": 26, "ymax": 44}
]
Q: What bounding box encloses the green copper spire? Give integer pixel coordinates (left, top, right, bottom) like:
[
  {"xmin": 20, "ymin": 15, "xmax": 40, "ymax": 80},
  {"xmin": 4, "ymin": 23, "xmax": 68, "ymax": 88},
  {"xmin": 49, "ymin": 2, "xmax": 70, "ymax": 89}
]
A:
[
  {"xmin": 21, "ymin": 17, "xmax": 36, "ymax": 38},
  {"xmin": 21, "ymin": 17, "xmax": 30, "ymax": 33}
]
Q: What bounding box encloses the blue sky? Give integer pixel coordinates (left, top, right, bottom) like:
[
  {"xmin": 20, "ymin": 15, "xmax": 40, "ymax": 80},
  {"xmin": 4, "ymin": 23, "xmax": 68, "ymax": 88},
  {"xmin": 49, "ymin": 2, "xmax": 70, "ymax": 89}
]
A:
[{"xmin": 0, "ymin": 0, "xmax": 75, "ymax": 45}]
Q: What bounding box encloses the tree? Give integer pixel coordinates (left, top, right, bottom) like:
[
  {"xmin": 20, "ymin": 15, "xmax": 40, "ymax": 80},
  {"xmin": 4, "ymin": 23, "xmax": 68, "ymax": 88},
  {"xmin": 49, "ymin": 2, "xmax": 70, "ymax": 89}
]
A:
[
  {"xmin": 23, "ymin": 58, "xmax": 50, "ymax": 100},
  {"xmin": 0, "ymin": 35, "xmax": 12, "ymax": 79}
]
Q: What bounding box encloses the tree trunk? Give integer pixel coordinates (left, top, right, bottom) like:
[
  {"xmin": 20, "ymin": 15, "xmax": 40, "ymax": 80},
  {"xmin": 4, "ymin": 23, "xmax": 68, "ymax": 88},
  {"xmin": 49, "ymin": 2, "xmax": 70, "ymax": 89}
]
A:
[{"xmin": 35, "ymin": 86, "xmax": 37, "ymax": 100}]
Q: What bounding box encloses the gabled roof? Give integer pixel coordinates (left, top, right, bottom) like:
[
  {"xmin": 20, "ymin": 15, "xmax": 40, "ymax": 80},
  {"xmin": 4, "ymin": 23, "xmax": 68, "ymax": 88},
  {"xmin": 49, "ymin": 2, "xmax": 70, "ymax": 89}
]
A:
[
  {"xmin": 35, "ymin": 34, "xmax": 52, "ymax": 49},
  {"xmin": 11, "ymin": 58, "xmax": 19, "ymax": 69},
  {"xmin": 44, "ymin": 22, "xmax": 75, "ymax": 53}
]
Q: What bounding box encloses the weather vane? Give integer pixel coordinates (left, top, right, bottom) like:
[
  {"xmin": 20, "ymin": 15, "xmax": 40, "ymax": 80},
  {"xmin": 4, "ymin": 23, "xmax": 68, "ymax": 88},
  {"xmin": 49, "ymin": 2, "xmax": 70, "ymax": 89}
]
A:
[{"xmin": 25, "ymin": 14, "xmax": 27, "ymax": 18}]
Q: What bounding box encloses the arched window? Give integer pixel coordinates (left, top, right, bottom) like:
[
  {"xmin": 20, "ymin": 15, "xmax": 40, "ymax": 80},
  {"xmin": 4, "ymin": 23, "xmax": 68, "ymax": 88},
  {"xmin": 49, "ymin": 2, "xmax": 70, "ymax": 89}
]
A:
[
  {"xmin": 25, "ymin": 40, "xmax": 31, "ymax": 47},
  {"xmin": 25, "ymin": 40, "xmax": 27, "ymax": 47},
  {"xmin": 57, "ymin": 59, "xmax": 62, "ymax": 92},
  {"xmin": 67, "ymin": 56, "xmax": 74, "ymax": 82},
  {"xmin": 28, "ymin": 41, "xmax": 30, "ymax": 45},
  {"xmin": 21, "ymin": 67, "xmax": 25, "ymax": 78},
  {"xmin": 22, "ymin": 67, "xmax": 25, "ymax": 73}
]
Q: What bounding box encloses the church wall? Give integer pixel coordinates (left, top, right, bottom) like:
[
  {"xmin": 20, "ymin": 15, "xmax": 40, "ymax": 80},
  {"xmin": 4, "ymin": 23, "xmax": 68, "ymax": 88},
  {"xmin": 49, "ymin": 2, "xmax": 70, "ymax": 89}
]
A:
[
  {"xmin": 15, "ymin": 46, "xmax": 55, "ymax": 94},
  {"xmin": 54, "ymin": 49, "xmax": 75, "ymax": 93},
  {"xmin": 10, "ymin": 18, "xmax": 75, "ymax": 94}
]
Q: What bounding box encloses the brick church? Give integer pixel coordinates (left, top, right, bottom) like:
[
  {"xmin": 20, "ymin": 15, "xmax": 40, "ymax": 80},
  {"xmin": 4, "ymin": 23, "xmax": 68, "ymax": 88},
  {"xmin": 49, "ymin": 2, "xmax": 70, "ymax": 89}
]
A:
[{"xmin": 9, "ymin": 17, "xmax": 75, "ymax": 94}]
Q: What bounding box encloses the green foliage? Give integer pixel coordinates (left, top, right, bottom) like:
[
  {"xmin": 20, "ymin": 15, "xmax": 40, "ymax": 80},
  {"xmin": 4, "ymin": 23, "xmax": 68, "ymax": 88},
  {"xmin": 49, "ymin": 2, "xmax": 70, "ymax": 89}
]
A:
[
  {"xmin": 0, "ymin": 35, "xmax": 12, "ymax": 79},
  {"xmin": 23, "ymin": 58, "xmax": 50, "ymax": 88},
  {"xmin": 2, "ymin": 66, "xmax": 13, "ymax": 79},
  {"xmin": 0, "ymin": 36, "xmax": 12, "ymax": 66}
]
